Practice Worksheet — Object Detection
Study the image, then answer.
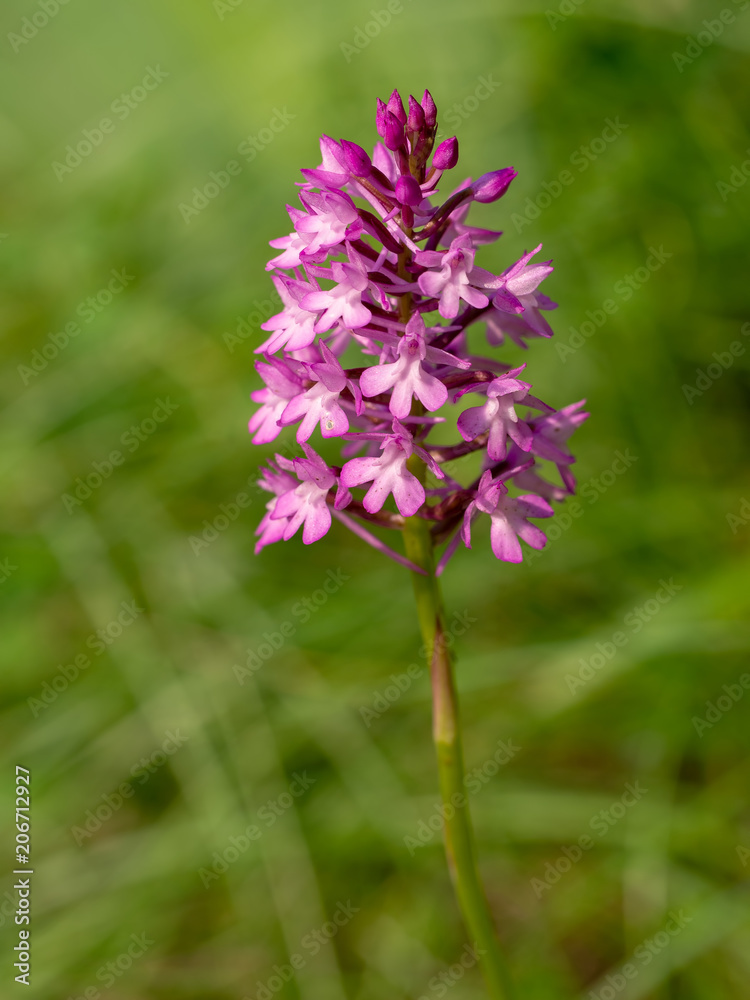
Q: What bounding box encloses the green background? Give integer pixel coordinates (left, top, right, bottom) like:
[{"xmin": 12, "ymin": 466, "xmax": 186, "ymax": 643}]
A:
[{"xmin": 1, "ymin": 0, "xmax": 749, "ymax": 997}]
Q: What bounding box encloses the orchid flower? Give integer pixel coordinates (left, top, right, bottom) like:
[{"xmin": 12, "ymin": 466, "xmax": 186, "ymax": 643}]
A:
[{"xmin": 245, "ymin": 88, "xmax": 590, "ymax": 1000}]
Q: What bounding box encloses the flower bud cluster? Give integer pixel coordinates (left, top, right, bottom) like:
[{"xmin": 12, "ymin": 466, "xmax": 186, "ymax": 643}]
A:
[{"xmin": 250, "ymin": 88, "xmax": 587, "ymax": 572}]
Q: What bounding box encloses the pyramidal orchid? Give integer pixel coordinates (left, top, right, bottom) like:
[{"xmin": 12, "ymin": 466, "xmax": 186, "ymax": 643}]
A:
[{"xmin": 248, "ymin": 88, "xmax": 588, "ymax": 1000}]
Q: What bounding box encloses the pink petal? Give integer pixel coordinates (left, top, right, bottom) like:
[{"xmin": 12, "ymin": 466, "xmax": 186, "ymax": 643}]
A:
[
  {"xmin": 414, "ymin": 249, "xmax": 445, "ymax": 267},
  {"xmin": 493, "ymin": 288, "xmax": 524, "ymax": 314},
  {"xmin": 461, "ymin": 287, "xmax": 490, "ymax": 309},
  {"xmin": 248, "ymin": 408, "xmax": 284, "ymax": 445},
  {"xmin": 438, "ymin": 282, "xmax": 460, "ymax": 319},
  {"xmin": 457, "ymin": 404, "xmax": 488, "ymax": 442},
  {"xmin": 320, "ymin": 403, "xmax": 349, "ymax": 437},
  {"xmin": 360, "ymin": 361, "xmax": 400, "ymax": 397},
  {"xmin": 340, "ymin": 456, "xmax": 382, "ymax": 488},
  {"xmin": 414, "ymin": 371, "xmax": 448, "ymax": 412},
  {"xmin": 515, "ymin": 494, "xmax": 554, "ymax": 519},
  {"xmin": 279, "ymin": 395, "xmax": 307, "ymax": 426},
  {"xmin": 295, "ymin": 406, "xmax": 321, "ymax": 443},
  {"xmin": 418, "ymin": 271, "xmax": 447, "ymax": 298},
  {"xmin": 342, "ymin": 299, "xmax": 372, "ymax": 328},
  {"xmin": 490, "ymin": 515, "xmax": 523, "ymax": 562},
  {"xmin": 299, "ymin": 290, "xmax": 330, "ymax": 311},
  {"xmin": 486, "ymin": 419, "xmax": 509, "ymax": 461},
  {"xmin": 362, "ymin": 477, "xmax": 392, "ymax": 513},
  {"xmin": 507, "ymin": 420, "xmax": 533, "ymax": 451},
  {"xmin": 389, "ymin": 377, "xmax": 416, "ymax": 419},
  {"xmin": 391, "ymin": 470, "xmax": 425, "ymax": 516},
  {"xmin": 301, "ymin": 503, "xmax": 331, "ymax": 544},
  {"xmin": 461, "ymin": 507, "xmax": 475, "ymax": 547},
  {"xmin": 515, "ymin": 520, "xmax": 547, "ymax": 550},
  {"xmin": 508, "ymin": 263, "xmax": 553, "ymax": 296},
  {"xmin": 468, "ymin": 265, "xmax": 503, "ymax": 289}
]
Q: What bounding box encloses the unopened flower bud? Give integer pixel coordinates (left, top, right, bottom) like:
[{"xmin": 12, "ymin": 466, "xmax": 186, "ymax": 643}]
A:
[
  {"xmin": 376, "ymin": 98, "xmax": 388, "ymax": 139},
  {"xmin": 340, "ymin": 139, "xmax": 372, "ymax": 177},
  {"xmin": 472, "ymin": 167, "xmax": 517, "ymax": 203},
  {"xmin": 395, "ymin": 175, "xmax": 423, "ymax": 207},
  {"xmin": 384, "ymin": 111, "xmax": 405, "ymax": 151},
  {"xmin": 387, "ymin": 88, "xmax": 407, "ymax": 125},
  {"xmin": 421, "ymin": 89, "xmax": 437, "ymax": 129},
  {"xmin": 432, "ymin": 137, "xmax": 459, "ymax": 170},
  {"xmin": 407, "ymin": 95, "xmax": 425, "ymax": 132}
]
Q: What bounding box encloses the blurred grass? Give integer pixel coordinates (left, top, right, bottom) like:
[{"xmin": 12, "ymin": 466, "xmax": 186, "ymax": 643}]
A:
[{"xmin": 1, "ymin": 0, "xmax": 750, "ymax": 997}]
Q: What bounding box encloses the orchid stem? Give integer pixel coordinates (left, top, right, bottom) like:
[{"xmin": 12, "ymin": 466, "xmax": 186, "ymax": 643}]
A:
[{"xmin": 402, "ymin": 491, "xmax": 514, "ymax": 1000}]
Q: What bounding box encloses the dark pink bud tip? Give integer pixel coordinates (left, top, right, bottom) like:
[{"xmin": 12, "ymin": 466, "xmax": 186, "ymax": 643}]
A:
[
  {"xmin": 407, "ymin": 95, "xmax": 425, "ymax": 132},
  {"xmin": 472, "ymin": 167, "xmax": 517, "ymax": 203},
  {"xmin": 432, "ymin": 136, "xmax": 459, "ymax": 170},
  {"xmin": 422, "ymin": 89, "xmax": 437, "ymax": 129},
  {"xmin": 384, "ymin": 110, "xmax": 405, "ymax": 151},
  {"xmin": 387, "ymin": 88, "xmax": 407, "ymax": 125},
  {"xmin": 376, "ymin": 98, "xmax": 388, "ymax": 139},
  {"xmin": 395, "ymin": 175, "xmax": 423, "ymax": 208},
  {"xmin": 341, "ymin": 139, "xmax": 372, "ymax": 177}
]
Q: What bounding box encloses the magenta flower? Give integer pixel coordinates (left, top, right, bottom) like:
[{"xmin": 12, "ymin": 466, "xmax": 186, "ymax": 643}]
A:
[
  {"xmin": 529, "ymin": 400, "xmax": 589, "ymax": 491},
  {"xmin": 254, "ymin": 459, "xmax": 299, "ymax": 552},
  {"xmin": 492, "ymin": 244, "xmax": 554, "ymax": 317},
  {"xmin": 269, "ymin": 444, "xmax": 336, "ymax": 544},
  {"xmin": 248, "ymin": 356, "xmax": 304, "ymax": 444},
  {"xmin": 266, "ymin": 206, "xmax": 318, "ymax": 271},
  {"xmin": 340, "ymin": 420, "xmax": 436, "ymax": 517},
  {"xmin": 301, "ymin": 246, "xmax": 372, "ymax": 333},
  {"xmin": 415, "ymin": 234, "xmax": 500, "ymax": 319},
  {"xmin": 485, "ymin": 300, "xmax": 556, "ymax": 348},
  {"xmin": 359, "ymin": 313, "xmax": 448, "ymax": 418},
  {"xmin": 455, "ymin": 367, "xmax": 541, "ymax": 461},
  {"xmin": 248, "ymin": 88, "xmax": 587, "ymax": 571},
  {"xmin": 530, "ymin": 400, "xmax": 590, "ymax": 465},
  {"xmin": 463, "ymin": 470, "xmax": 553, "ymax": 563},
  {"xmin": 280, "ymin": 342, "xmax": 362, "ymax": 442},
  {"xmin": 257, "ymin": 275, "xmax": 321, "ymax": 354},
  {"xmin": 294, "ymin": 189, "xmax": 363, "ymax": 256},
  {"xmin": 300, "ymin": 135, "xmax": 350, "ymax": 188}
]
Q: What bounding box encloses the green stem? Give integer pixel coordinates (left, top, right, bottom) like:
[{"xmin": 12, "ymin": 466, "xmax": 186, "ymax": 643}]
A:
[{"xmin": 403, "ymin": 492, "xmax": 514, "ymax": 1000}]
